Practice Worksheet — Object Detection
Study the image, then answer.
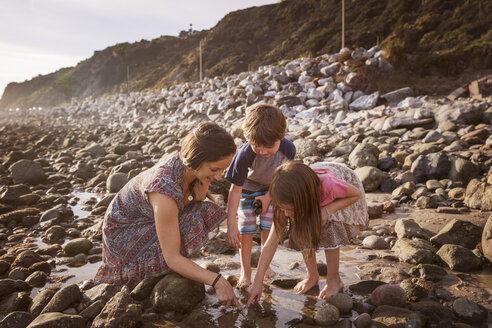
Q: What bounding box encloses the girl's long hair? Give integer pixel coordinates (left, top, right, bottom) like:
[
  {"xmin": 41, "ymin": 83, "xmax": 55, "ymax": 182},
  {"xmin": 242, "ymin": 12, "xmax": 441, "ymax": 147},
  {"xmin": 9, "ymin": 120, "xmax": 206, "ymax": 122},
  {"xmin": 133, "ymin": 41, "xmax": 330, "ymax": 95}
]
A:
[{"xmin": 270, "ymin": 161, "xmax": 322, "ymax": 252}]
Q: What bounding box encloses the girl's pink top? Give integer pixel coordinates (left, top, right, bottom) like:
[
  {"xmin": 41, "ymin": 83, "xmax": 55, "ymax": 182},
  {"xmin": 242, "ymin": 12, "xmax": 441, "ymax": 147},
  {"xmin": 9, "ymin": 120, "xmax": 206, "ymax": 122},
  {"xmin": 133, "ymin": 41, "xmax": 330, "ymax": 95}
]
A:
[{"xmin": 316, "ymin": 169, "xmax": 348, "ymax": 206}]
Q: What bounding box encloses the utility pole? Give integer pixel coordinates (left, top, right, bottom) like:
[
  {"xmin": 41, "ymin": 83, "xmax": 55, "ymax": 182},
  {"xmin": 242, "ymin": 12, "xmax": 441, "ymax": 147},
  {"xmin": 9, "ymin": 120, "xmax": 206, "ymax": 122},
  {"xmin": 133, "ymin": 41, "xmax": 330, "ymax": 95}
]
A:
[
  {"xmin": 127, "ymin": 65, "xmax": 130, "ymax": 94},
  {"xmin": 341, "ymin": 0, "xmax": 345, "ymax": 49},
  {"xmin": 199, "ymin": 40, "xmax": 203, "ymax": 81}
]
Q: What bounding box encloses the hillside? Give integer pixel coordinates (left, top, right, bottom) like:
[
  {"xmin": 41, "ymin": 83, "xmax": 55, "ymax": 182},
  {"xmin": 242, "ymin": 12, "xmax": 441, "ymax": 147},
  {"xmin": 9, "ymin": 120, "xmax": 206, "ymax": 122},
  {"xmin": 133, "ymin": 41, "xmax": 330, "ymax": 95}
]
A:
[{"xmin": 1, "ymin": 0, "xmax": 491, "ymax": 110}]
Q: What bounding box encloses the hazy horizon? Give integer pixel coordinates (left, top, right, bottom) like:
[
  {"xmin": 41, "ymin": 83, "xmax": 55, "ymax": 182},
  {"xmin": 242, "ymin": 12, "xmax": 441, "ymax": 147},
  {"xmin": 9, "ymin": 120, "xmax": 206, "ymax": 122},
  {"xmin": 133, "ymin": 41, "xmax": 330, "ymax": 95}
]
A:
[{"xmin": 0, "ymin": 0, "xmax": 277, "ymax": 101}]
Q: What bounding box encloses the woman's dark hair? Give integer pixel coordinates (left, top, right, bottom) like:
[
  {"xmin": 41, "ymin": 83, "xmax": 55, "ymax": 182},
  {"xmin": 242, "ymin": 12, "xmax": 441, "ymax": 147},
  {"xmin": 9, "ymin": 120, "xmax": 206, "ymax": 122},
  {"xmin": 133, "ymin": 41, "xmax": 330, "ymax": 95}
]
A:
[{"xmin": 180, "ymin": 122, "xmax": 236, "ymax": 170}]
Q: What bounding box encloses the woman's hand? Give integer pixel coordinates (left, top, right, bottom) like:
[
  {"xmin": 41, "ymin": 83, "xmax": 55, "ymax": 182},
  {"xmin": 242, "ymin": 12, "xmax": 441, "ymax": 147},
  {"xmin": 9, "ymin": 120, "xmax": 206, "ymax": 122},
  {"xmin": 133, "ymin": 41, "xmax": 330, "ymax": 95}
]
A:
[
  {"xmin": 255, "ymin": 193, "xmax": 271, "ymax": 215},
  {"xmin": 246, "ymin": 282, "xmax": 263, "ymax": 307},
  {"xmin": 227, "ymin": 221, "xmax": 241, "ymax": 249},
  {"xmin": 214, "ymin": 276, "xmax": 242, "ymax": 309}
]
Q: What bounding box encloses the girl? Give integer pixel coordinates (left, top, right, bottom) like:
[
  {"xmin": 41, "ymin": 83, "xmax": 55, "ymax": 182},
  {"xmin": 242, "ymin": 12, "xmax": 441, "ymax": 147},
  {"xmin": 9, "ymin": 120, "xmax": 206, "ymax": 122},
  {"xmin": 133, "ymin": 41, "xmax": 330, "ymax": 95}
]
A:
[{"xmin": 247, "ymin": 161, "xmax": 368, "ymax": 305}]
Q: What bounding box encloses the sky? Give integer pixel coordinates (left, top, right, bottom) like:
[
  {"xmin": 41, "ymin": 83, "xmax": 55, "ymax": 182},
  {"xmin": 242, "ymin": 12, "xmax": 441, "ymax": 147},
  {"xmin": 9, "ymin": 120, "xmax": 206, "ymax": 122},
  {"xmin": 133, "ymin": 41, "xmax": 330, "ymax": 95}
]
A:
[{"xmin": 0, "ymin": 0, "xmax": 278, "ymax": 97}]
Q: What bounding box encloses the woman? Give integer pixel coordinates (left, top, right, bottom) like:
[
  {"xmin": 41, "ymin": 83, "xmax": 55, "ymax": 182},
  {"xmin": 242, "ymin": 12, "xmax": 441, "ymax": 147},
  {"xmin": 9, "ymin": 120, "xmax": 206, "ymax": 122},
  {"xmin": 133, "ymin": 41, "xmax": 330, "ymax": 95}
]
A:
[{"xmin": 95, "ymin": 122, "xmax": 241, "ymax": 309}]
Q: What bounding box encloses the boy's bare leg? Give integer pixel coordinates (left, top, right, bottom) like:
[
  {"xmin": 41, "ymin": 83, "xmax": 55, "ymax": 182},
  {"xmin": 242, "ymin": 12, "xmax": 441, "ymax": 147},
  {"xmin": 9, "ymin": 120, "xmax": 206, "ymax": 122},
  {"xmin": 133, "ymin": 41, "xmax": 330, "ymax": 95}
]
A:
[
  {"xmin": 261, "ymin": 229, "xmax": 276, "ymax": 279},
  {"xmin": 238, "ymin": 234, "xmax": 253, "ymax": 288},
  {"xmin": 294, "ymin": 250, "xmax": 319, "ymax": 294},
  {"xmin": 319, "ymin": 247, "xmax": 344, "ymax": 299}
]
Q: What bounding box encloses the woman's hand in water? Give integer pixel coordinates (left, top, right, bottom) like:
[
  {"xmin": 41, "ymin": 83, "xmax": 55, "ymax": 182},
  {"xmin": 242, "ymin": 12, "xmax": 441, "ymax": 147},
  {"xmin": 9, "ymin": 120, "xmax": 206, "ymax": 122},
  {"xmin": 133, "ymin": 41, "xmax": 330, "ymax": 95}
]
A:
[
  {"xmin": 246, "ymin": 281, "xmax": 263, "ymax": 307},
  {"xmin": 214, "ymin": 276, "xmax": 242, "ymax": 309}
]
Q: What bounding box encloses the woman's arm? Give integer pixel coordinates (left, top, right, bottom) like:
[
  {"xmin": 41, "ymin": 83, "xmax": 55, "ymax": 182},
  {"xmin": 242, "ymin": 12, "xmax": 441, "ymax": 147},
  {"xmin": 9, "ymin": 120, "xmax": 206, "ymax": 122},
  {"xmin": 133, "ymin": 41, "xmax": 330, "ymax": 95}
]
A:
[
  {"xmin": 247, "ymin": 222, "xmax": 281, "ymax": 306},
  {"xmin": 322, "ymin": 183, "xmax": 361, "ymax": 223},
  {"xmin": 149, "ymin": 192, "xmax": 241, "ymax": 309}
]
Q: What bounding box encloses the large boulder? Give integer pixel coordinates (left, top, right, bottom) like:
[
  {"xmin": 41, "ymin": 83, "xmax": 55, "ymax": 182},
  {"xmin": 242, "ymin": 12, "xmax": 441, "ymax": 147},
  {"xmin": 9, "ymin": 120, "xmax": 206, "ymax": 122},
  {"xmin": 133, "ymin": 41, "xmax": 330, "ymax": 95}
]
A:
[
  {"xmin": 26, "ymin": 313, "xmax": 85, "ymax": 328},
  {"xmin": 370, "ymin": 284, "xmax": 407, "ymax": 307},
  {"xmin": 464, "ymin": 179, "xmax": 492, "ymax": 210},
  {"xmin": 392, "ymin": 238, "xmax": 436, "ymax": 264},
  {"xmin": 395, "ymin": 219, "xmax": 433, "ymax": 240},
  {"xmin": 349, "ymin": 143, "xmax": 380, "ymax": 168},
  {"xmin": 429, "ymin": 219, "xmax": 482, "ymax": 249},
  {"xmin": 9, "ymin": 160, "xmax": 47, "ymax": 185},
  {"xmin": 452, "ymin": 297, "xmax": 488, "ymax": 325},
  {"xmin": 151, "ymin": 273, "xmax": 205, "ymax": 313},
  {"xmin": 63, "ymin": 238, "xmax": 93, "ymax": 256},
  {"xmin": 314, "ymin": 304, "xmax": 340, "ymax": 326},
  {"xmin": 482, "ymin": 214, "xmax": 492, "ymax": 262},
  {"xmin": 92, "ymin": 286, "xmax": 141, "ymax": 328},
  {"xmin": 106, "ymin": 173, "xmax": 128, "ymax": 193},
  {"xmin": 410, "ymin": 153, "xmax": 451, "ymax": 183},
  {"xmin": 354, "ymin": 166, "xmax": 386, "ymax": 192},
  {"xmin": 40, "ymin": 284, "xmax": 81, "ymax": 314},
  {"xmin": 448, "ymin": 157, "xmax": 480, "ymax": 184},
  {"xmin": 436, "ymin": 244, "xmax": 482, "ymax": 272}
]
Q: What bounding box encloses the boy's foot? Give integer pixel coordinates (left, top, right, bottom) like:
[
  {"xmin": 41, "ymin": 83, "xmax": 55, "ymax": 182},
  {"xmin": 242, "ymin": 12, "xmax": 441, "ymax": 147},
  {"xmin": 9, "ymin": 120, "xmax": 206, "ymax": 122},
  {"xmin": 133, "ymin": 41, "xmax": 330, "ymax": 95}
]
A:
[
  {"xmin": 294, "ymin": 275, "xmax": 319, "ymax": 294},
  {"xmin": 236, "ymin": 274, "xmax": 251, "ymax": 289},
  {"xmin": 318, "ymin": 280, "xmax": 344, "ymax": 300},
  {"xmin": 265, "ymin": 266, "xmax": 276, "ymax": 279}
]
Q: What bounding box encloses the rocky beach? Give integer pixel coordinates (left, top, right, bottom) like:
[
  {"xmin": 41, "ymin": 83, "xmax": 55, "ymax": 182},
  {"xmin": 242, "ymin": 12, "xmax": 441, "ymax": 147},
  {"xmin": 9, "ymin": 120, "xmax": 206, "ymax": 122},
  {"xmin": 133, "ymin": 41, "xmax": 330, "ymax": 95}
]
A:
[{"xmin": 0, "ymin": 46, "xmax": 491, "ymax": 327}]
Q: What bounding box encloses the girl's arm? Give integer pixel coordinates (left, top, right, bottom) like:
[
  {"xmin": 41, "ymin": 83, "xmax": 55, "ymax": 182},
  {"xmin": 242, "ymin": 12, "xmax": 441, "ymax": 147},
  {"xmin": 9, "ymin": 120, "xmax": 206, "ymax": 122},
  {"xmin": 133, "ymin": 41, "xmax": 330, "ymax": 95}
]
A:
[
  {"xmin": 149, "ymin": 192, "xmax": 241, "ymax": 309},
  {"xmin": 322, "ymin": 183, "xmax": 361, "ymax": 223},
  {"xmin": 247, "ymin": 222, "xmax": 281, "ymax": 306}
]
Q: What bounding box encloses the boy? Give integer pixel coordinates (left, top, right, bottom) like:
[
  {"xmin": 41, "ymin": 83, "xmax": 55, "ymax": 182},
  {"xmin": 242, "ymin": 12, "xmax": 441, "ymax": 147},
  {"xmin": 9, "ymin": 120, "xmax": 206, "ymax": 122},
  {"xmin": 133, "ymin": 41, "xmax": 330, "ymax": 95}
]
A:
[{"xmin": 225, "ymin": 104, "xmax": 296, "ymax": 288}]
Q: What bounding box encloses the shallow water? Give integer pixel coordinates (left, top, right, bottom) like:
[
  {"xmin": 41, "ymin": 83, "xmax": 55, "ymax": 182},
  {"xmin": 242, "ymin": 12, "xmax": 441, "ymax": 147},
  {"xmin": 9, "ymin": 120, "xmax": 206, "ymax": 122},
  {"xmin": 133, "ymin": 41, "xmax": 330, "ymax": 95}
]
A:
[{"xmin": 31, "ymin": 191, "xmax": 492, "ymax": 327}]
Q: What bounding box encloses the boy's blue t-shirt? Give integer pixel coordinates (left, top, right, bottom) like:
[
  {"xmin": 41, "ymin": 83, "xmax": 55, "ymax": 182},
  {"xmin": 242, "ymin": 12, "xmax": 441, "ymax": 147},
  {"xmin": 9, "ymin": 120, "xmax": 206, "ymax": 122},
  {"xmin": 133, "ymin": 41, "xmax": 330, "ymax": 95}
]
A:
[{"xmin": 225, "ymin": 138, "xmax": 296, "ymax": 192}]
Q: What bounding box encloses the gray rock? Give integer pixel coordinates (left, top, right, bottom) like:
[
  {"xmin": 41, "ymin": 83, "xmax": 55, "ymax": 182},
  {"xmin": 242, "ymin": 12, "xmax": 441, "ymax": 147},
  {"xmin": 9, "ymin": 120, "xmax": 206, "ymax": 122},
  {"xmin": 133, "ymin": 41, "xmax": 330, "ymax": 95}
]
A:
[
  {"xmin": 356, "ymin": 263, "xmax": 409, "ymax": 283},
  {"xmin": 410, "ymin": 153, "xmax": 451, "ymax": 183},
  {"xmin": 449, "ymin": 157, "xmax": 480, "ymax": 183},
  {"xmin": 354, "ymin": 166, "xmax": 386, "ymax": 192},
  {"xmin": 29, "ymin": 288, "xmax": 57, "ymax": 317},
  {"xmin": 464, "ymin": 179, "xmax": 492, "ymax": 210},
  {"xmin": 392, "ymin": 238, "xmax": 437, "ymax": 264},
  {"xmin": 0, "ymin": 292, "xmax": 31, "ymax": 313},
  {"xmin": 85, "ymin": 283, "xmax": 121, "ymax": 303},
  {"xmin": 410, "ymin": 300, "xmax": 455, "ymax": 327},
  {"xmin": 399, "ymin": 278, "xmax": 434, "ymax": 302},
  {"xmin": 408, "ymin": 263, "xmax": 447, "ymax": 282},
  {"xmin": 271, "ymin": 278, "xmax": 301, "ymax": 289},
  {"xmin": 0, "ymin": 311, "xmax": 34, "ymax": 328},
  {"xmin": 151, "ymin": 273, "xmax": 205, "ymax": 313},
  {"xmin": 293, "ymin": 138, "xmax": 324, "ymax": 158},
  {"xmin": 106, "ymin": 172, "xmax": 128, "ymax": 193},
  {"xmin": 63, "ymin": 238, "xmax": 93, "ymax": 256},
  {"xmin": 79, "ymin": 299, "xmax": 105, "ymax": 321},
  {"xmin": 25, "ymin": 271, "xmax": 47, "ymax": 287},
  {"xmin": 41, "ymin": 225, "xmax": 66, "ymax": 244},
  {"xmin": 9, "ymin": 160, "xmax": 47, "ymax": 185},
  {"xmin": 26, "ymin": 313, "xmax": 86, "ymax": 328},
  {"xmin": 348, "ymin": 143, "xmax": 380, "ymax": 168},
  {"xmin": 92, "ymin": 286, "xmax": 141, "ymax": 328},
  {"xmin": 326, "ymin": 293, "xmax": 353, "ymax": 314},
  {"xmin": 430, "ymin": 219, "xmax": 482, "ymax": 249},
  {"xmin": 394, "ymin": 219, "xmax": 433, "ymax": 240},
  {"xmin": 130, "ymin": 276, "xmax": 162, "ymax": 301},
  {"xmin": 433, "ymin": 101, "xmax": 487, "ymax": 125},
  {"xmin": 381, "ymin": 87, "xmax": 413, "ymax": 104},
  {"xmin": 370, "ymin": 284, "xmax": 407, "ymax": 307},
  {"xmin": 349, "ymin": 92, "xmax": 379, "ymax": 111},
  {"xmin": 348, "ymin": 280, "xmax": 386, "ymax": 295},
  {"xmin": 353, "ymin": 312, "xmax": 372, "ymax": 328},
  {"xmin": 436, "ymin": 244, "xmax": 482, "ymax": 272},
  {"xmin": 80, "ymin": 143, "xmax": 107, "ymax": 158},
  {"xmin": 41, "ymin": 284, "xmax": 81, "ymax": 314},
  {"xmin": 362, "ymin": 235, "xmax": 389, "ymax": 250},
  {"xmin": 482, "ymin": 214, "xmax": 492, "ymax": 262},
  {"xmin": 452, "ymin": 297, "xmax": 488, "ymax": 324},
  {"xmin": 314, "ymin": 303, "xmax": 340, "ymax": 326},
  {"xmin": 372, "ymin": 305, "xmax": 422, "ymax": 327},
  {"xmin": 12, "ymin": 250, "xmax": 44, "ymax": 268}
]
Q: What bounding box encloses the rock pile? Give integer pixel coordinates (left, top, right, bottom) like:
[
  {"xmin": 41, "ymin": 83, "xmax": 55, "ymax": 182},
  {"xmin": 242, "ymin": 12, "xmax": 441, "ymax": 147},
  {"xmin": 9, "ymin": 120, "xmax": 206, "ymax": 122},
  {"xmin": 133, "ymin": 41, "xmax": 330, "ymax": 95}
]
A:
[{"xmin": 0, "ymin": 45, "xmax": 491, "ymax": 326}]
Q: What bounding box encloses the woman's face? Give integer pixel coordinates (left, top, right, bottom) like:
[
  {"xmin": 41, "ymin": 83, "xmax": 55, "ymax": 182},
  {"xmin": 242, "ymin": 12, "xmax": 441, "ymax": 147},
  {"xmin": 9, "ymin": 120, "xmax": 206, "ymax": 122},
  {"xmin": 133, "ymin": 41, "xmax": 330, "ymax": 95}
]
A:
[
  {"xmin": 277, "ymin": 202, "xmax": 295, "ymax": 219},
  {"xmin": 194, "ymin": 154, "xmax": 234, "ymax": 184}
]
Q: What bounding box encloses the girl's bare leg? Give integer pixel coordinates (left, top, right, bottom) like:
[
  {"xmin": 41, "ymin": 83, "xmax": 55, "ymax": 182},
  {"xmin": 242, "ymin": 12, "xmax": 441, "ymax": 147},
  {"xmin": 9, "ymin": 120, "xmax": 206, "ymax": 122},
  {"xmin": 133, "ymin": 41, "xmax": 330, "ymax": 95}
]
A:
[
  {"xmin": 319, "ymin": 247, "xmax": 344, "ymax": 299},
  {"xmin": 261, "ymin": 229, "xmax": 276, "ymax": 279},
  {"xmin": 238, "ymin": 234, "xmax": 253, "ymax": 288},
  {"xmin": 295, "ymin": 250, "xmax": 319, "ymax": 294}
]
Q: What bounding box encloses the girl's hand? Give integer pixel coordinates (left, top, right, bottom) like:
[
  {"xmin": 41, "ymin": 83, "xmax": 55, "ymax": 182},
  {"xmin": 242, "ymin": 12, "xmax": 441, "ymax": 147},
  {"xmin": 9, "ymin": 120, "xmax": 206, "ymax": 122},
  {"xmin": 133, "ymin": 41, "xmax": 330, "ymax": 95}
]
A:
[
  {"xmin": 215, "ymin": 276, "xmax": 242, "ymax": 309},
  {"xmin": 246, "ymin": 282, "xmax": 263, "ymax": 307},
  {"xmin": 255, "ymin": 193, "xmax": 271, "ymax": 215},
  {"xmin": 227, "ymin": 222, "xmax": 241, "ymax": 249}
]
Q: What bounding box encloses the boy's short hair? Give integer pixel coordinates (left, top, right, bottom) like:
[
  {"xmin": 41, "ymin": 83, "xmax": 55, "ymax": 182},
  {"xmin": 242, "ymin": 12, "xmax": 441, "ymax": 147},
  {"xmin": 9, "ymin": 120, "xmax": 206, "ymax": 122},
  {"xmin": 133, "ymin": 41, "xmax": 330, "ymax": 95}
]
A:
[{"xmin": 242, "ymin": 104, "xmax": 286, "ymax": 147}]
